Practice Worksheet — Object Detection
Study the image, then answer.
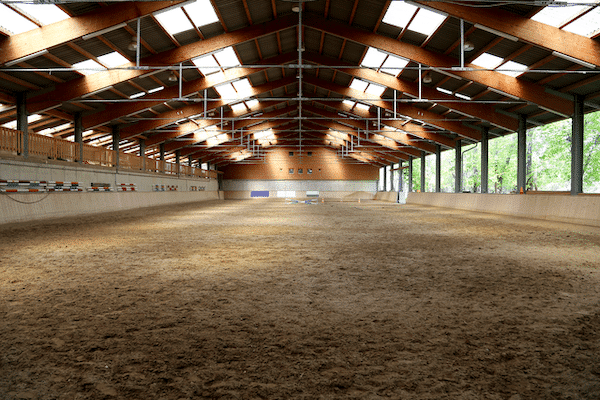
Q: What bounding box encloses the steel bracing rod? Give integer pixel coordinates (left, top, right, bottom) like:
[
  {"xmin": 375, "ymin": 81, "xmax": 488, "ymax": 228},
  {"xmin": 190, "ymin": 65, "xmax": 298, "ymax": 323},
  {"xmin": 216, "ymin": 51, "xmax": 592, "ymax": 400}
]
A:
[
  {"xmin": 73, "ymin": 97, "xmax": 526, "ymax": 104},
  {"xmin": 3, "ymin": 65, "xmax": 599, "ymax": 74},
  {"xmin": 298, "ymin": 1, "xmax": 303, "ymax": 158}
]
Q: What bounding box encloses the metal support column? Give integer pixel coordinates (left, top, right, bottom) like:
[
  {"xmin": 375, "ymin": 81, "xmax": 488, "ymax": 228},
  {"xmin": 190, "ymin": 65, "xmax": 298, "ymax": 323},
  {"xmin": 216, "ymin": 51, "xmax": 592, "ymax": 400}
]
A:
[
  {"xmin": 159, "ymin": 143, "xmax": 165, "ymax": 173},
  {"xmin": 571, "ymin": 94, "xmax": 584, "ymax": 195},
  {"xmin": 175, "ymin": 150, "xmax": 181, "ymax": 176},
  {"xmin": 139, "ymin": 139, "xmax": 146, "ymax": 171},
  {"xmin": 16, "ymin": 92, "xmax": 28, "ymax": 158},
  {"xmin": 398, "ymin": 160, "xmax": 404, "ymax": 192},
  {"xmin": 74, "ymin": 112, "xmax": 83, "ymax": 164},
  {"xmin": 382, "ymin": 166, "xmax": 387, "ymax": 191},
  {"xmin": 420, "ymin": 151, "xmax": 426, "ymax": 192},
  {"xmin": 455, "ymin": 139, "xmax": 462, "ymax": 193},
  {"xmin": 435, "ymin": 145, "xmax": 441, "ymax": 192},
  {"xmin": 517, "ymin": 114, "xmax": 527, "ymax": 193},
  {"xmin": 481, "ymin": 126, "xmax": 489, "ymax": 193},
  {"xmin": 112, "ymin": 125, "xmax": 120, "ymax": 169},
  {"xmin": 408, "ymin": 157, "xmax": 413, "ymax": 193}
]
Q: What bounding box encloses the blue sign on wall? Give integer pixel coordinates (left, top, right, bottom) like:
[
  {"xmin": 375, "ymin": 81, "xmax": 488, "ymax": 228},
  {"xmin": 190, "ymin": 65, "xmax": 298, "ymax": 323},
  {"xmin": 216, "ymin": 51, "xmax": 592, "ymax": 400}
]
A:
[{"xmin": 251, "ymin": 190, "xmax": 269, "ymax": 198}]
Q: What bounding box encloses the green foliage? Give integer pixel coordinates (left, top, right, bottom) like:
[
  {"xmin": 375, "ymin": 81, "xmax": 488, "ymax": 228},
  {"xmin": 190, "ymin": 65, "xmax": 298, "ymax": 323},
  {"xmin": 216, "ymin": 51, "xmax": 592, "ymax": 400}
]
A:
[{"xmin": 395, "ymin": 110, "xmax": 600, "ymax": 194}]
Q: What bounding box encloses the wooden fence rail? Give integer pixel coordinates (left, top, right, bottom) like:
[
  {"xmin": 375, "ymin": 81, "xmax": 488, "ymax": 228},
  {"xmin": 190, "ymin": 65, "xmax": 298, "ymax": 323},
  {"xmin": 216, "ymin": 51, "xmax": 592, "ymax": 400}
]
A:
[{"xmin": 0, "ymin": 127, "xmax": 217, "ymax": 179}]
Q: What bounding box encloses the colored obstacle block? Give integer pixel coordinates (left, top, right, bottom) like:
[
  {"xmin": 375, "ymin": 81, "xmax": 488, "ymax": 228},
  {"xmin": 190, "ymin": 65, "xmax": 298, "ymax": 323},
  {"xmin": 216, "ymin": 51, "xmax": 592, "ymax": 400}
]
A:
[{"xmin": 251, "ymin": 191, "xmax": 269, "ymax": 198}]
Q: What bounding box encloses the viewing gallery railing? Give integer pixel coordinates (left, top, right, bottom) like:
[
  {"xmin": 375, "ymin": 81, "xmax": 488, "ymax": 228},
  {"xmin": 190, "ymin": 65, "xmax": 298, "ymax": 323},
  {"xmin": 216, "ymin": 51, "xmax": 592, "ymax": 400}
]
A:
[{"xmin": 0, "ymin": 128, "xmax": 217, "ymax": 179}]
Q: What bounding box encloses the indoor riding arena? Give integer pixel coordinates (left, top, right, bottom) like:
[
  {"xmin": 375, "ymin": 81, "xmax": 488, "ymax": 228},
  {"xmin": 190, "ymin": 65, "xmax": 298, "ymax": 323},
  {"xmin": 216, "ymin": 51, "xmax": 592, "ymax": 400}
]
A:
[{"xmin": 1, "ymin": 1, "xmax": 600, "ymax": 399}]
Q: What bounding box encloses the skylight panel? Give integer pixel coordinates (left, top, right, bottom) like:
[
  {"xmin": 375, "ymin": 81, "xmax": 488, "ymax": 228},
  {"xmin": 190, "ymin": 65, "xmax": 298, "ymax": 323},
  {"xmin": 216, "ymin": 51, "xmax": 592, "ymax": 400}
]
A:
[
  {"xmin": 154, "ymin": 7, "xmax": 194, "ymax": 35},
  {"xmin": 130, "ymin": 92, "xmax": 145, "ymax": 99},
  {"xmin": 531, "ymin": 2, "xmax": 594, "ymax": 27},
  {"xmin": 254, "ymin": 129, "xmax": 274, "ymax": 141},
  {"xmin": 1, "ymin": 120, "xmax": 17, "ymax": 129},
  {"xmin": 72, "ymin": 60, "xmax": 107, "ymax": 75},
  {"xmin": 38, "ymin": 123, "xmax": 71, "ymax": 136},
  {"xmin": 365, "ymin": 83, "xmax": 386, "ymax": 97},
  {"xmin": 471, "ymin": 53, "xmax": 504, "ymax": 69},
  {"xmin": 563, "ymin": 7, "xmax": 600, "ymax": 37},
  {"xmin": 349, "ymin": 78, "xmax": 369, "ymax": 92},
  {"xmin": 246, "ymin": 99, "xmax": 259, "ymax": 109},
  {"xmin": 355, "ymin": 103, "xmax": 370, "ymax": 111},
  {"xmin": 455, "ymin": 93, "xmax": 471, "ymax": 100},
  {"xmin": 342, "ymin": 100, "xmax": 356, "ymax": 108},
  {"xmin": 436, "ymin": 87, "xmax": 453, "ymax": 95},
  {"xmin": 498, "ymin": 60, "xmax": 528, "ymax": 77},
  {"xmin": 382, "ymin": 1, "xmax": 418, "ymax": 29},
  {"xmin": 13, "ymin": 3, "xmax": 69, "ymax": 25},
  {"xmin": 380, "ymin": 55, "xmax": 409, "ymax": 76},
  {"xmin": 231, "ymin": 103, "xmax": 247, "ymax": 113},
  {"xmin": 97, "ymin": 52, "xmax": 129, "ymax": 68},
  {"xmin": 215, "ymin": 83, "xmax": 237, "ymax": 99},
  {"xmin": 192, "ymin": 54, "xmax": 221, "ymax": 76},
  {"xmin": 214, "ymin": 47, "xmax": 241, "ymax": 69},
  {"xmin": 361, "ymin": 47, "xmax": 387, "ymax": 69},
  {"xmin": 0, "ymin": 4, "xmax": 39, "ymax": 35},
  {"xmin": 184, "ymin": 0, "xmax": 219, "ymax": 27},
  {"xmin": 232, "ymin": 78, "xmax": 252, "ymax": 97},
  {"xmin": 407, "ymin": 8, "xmax": 446, "ymax": 36}
]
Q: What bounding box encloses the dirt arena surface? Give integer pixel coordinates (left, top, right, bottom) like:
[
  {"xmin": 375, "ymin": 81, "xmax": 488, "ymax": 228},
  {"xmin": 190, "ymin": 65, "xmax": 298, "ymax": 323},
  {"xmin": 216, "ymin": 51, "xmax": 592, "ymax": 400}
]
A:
[{"xmin": 1, "ymin": 199, "xmax": 600, "ymax": 400}]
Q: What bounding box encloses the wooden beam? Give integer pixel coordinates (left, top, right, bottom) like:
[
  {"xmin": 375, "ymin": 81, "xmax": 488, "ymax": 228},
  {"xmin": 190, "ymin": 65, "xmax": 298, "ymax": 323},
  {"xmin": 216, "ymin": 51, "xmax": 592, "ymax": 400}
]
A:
[
  {"xmin": 303, "ymin": 15, "xmax": 572, "ymax": 117},
  {"xmin": 303, "ymin": 75, "xmax": 478, "ymax": 144},
  {"xmin": 413, "ymin": 0, "xmax": 600, "ymax": 68},
  {"xmin": 0, "ymin": 1, "xmax": 184, "ymax": 65},
  {"xmin": 303, "ymin": 52, "xmax": 517, "ymax": 132},
  {"xmin": 26, "ymin": 15, "xmax": 298, "ymax": 115},
  {"xmin": 82, "ymin": 52, "xmax": 296, "ymax": 130},
  {"xmin": 121, "ymin": 77, "xmax": 296, "ymax": 141}
]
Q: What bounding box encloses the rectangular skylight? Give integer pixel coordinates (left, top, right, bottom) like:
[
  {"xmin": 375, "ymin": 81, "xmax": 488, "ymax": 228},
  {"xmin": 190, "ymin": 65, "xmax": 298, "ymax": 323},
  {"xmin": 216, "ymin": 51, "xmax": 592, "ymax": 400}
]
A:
[
  {"xmin": 0, "ymin": 4, "xmax": 39, "ymax": 35},
  {"xmin": 436, "ymin": 87, "xmax": 453, "ymax": 95},
  {"xmin": 408, "ymin": 8, "xmax": 447, "ymax": 36},
  {"xmin": 531, "ymin": 2, "xmax": 594, "ymax": 27},
  {"xmin": 382, "ymin": 1, "xmax": 418, "ymax": 29},
  {"xmin": 97, "ymin": 52, "xmax": 129, "ymax": 68},
  {"xmin": 455, "ymin": 93, "xmax": 471, "ymax": 100},
  {"xmin": 254, "ymin": 129, "xmax": 274, "ymax": 140},
  {"xmin": 13, "ymin": 3, "xmax": 69, "ymax": 26},
  {"xmin": 355, "ymin": 103, "xmax": 370, "ymax": 111},
  {"xmin": 246, "ymin": 99, "xmax": 259, "ymax": 109},
  {"xmin": 72, "ymin": 60, "xmax": 107, "ymax": 75},
  {"xmin": 498, "ymin": 60, "xmax": 528, "ymax": 77},
  {"xmin": 361, "ymin": 47, "xmax": 387, "ymax": 69},
  {"xmin": 130, "ymin": 92, "xmax": 145, "ymax": 99},
  {"xmin": 154, "ymin": 7, "xmax": 194, "ymax": 35},
  {"xmin": 215, "ymin": 83, "xmax": 237, "ymax": 99},
  {"xmin": 563, "ymin": 7, "xmax": 600, "ymax": 37},
  {"xmin": 231, "ymin": 103, "xmax": 247, "ymax": 113},
  {"xmin": 365, "ymin": 83, "xmax": 386, "ymax": 97},
  {"xmin": 349, "ymin": 78, "xmax": 369, "ymax": 92},
  {"xmin": 471, "ymin": 53, "xmax": 504, "ymax": 69},
  {"xmin": 232, "ymin": 78, "xmax": 252, "ymax": 97},
  {"xmin": 380, "ymin": 55, "xmax": 409, "ymax": 76},
  {"xmin": 38, "ymin": 123, "xmax": 72, "ymax": 137},
  {"xmin": 184, "ymin": 0, "xmax": 219, "ymax": 28},
  {"xmin": 214, "ymin": 47, "xmax": 241, "ymax": 69},
  {"xmin": 342, "ymin": 100, "xmax": 356, "ymax": 108},
  {"xmin": 192, "ymin": 54, "xmax": 221, "ymax": 76}
]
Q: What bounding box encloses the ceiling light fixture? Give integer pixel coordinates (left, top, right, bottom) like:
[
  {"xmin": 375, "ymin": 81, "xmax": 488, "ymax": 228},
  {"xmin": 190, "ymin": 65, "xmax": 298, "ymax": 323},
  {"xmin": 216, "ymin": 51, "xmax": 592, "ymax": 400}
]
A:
[
  {"xmin": 463, "ymin": 41, "xmax": 475, "ymax": 52},
  {"xmin": 127, "ymin": 38, "xmax": 138, "ymax": 51},
  {"xmin": 168, "ymin": 71, "xmax": 178, "ymax": 82},
  {"xmin": 422, "ymin": 72, "xmax": 433, "ymax": 84}
]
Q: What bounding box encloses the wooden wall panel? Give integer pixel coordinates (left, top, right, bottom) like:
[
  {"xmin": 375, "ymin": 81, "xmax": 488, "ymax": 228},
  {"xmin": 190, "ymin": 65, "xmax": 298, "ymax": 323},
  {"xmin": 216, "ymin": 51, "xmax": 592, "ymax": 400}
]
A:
[{"xmin": 221, "ymin": 147, "xmax": 378, "ymax": 180}]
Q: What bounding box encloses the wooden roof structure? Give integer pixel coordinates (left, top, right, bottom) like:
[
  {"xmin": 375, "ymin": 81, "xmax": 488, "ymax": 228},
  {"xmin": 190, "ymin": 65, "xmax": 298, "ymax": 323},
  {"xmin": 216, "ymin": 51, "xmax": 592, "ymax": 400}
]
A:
[{"xmin": 1, "ymin": 0, "xmax": 599, "ymax": 167}]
